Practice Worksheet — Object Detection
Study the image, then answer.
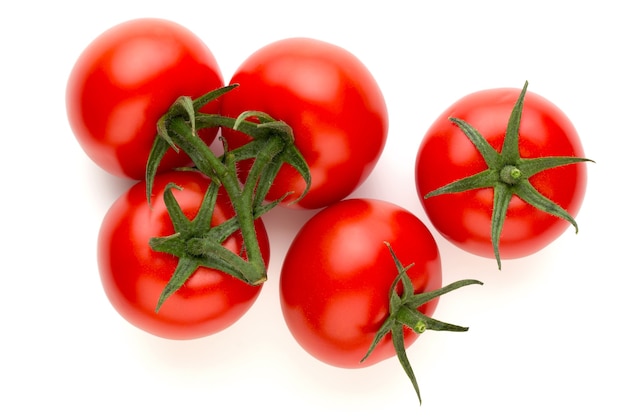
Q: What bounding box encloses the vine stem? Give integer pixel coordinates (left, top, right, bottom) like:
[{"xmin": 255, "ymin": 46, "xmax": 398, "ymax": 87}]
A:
[
  {"xmin": 145, "ymin": 86, "xmax": 311, "ymax": 307},
  {"xmin": 167, "ymin": 117, "xmax": 268, "ymax": 285}
]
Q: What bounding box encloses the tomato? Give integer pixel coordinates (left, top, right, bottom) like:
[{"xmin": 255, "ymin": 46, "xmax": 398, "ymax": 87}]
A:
[
  {"xmin": 280, "ymin": 198, "xmax": 441, "ymax": 368},
  {"xmin": 98, "ymin": 171, "xmax": 269, "ymax": 340},
  {"xmin": 220, "ymin": 38, "xmax": 388, "ymax": 209},
  {"xmin": 415, "ymin": 83, "xmax": 589, "ymax": 265},
  {"xmin": 66, "ymin": 18, "xmax": 223, "ymax": 179}
]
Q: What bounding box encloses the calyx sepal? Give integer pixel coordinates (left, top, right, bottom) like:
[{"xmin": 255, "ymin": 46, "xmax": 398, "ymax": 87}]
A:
[{"xmin": 361, "ymin": 242, "xmax": 482, "ymax": 405}]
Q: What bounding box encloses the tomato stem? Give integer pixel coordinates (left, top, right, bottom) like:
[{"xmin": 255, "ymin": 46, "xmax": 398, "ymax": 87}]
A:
[
  {"xmin": 144, "ymin": 85, "xmax": 311, "ymax": 307},
  {"xmin": 166, "ymin": 117, "xmax": 268, "ymax": 284},
  {"xmin": 395, "ymin": 307, "xmax": 428, "ymax": 333},
  {"xmin": 361, "ymin": 242, "xmax": 483, "ymax": 405},
  {"xmin": 499, "ymin": 165, "xmax": 522, "ymax": 184}
]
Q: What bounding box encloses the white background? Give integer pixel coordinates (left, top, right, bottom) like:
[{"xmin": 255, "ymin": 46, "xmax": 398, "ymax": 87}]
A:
[{"xmin": 2, "ymin": 1, "xmax": 624, "ymax": 415}]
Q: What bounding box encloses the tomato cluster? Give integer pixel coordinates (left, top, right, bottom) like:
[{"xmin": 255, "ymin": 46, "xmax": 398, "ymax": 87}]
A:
[{"xmin": 66, "ymin": 18, "xmax": 591, "ymax": 407}]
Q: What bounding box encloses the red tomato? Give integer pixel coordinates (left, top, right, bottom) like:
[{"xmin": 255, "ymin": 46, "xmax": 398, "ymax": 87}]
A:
[
  {"xmin": 220, "ymin": 38, "xmax": 388, "ymax": 209},
  {"xmin": 66, "ymin": 18, "xmax": 223, "ymax": 179},
  {"xmin": 98, "ymin": 171, "xmax": 269, "ymax": 340},
  {"xmin": 280, "ymin": 199, "xmax": 441, "ymax": 368},
  {"xmin": 415, "ymin": 85, "xmax": 588, "ymax": 262}
]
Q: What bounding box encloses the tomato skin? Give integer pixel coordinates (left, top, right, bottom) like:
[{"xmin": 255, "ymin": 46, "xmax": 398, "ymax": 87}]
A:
[
  {"xmin": 415, "ymin": 87, "xmax": 587, "ymax": 260},
  {"xmin": 280, "ymin": 199, "xmax": 441, "ymax": 368},
  {"xmin": 221, "ymin": 38, "xmax": 388, "ymax": 209},
  {"xmin": 97, "ymin": 171, "xmax": 269, "ymax": 340},
  {"xmin": 66, "ymin": 18, "xmax": 223, "ymax": 179}
]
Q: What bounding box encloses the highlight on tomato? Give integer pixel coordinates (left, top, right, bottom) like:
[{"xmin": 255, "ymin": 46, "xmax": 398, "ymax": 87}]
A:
[
  {"xmin": 98, "ymin": 170, "xmax": 270, "ymax": 340},
  {"xmin": 279, "ymin": 198, "xmax": 481, "ymax": 403},
  {"xmin": 66, "ymin": 18, "xmax": 224, "ymax": 179},
  {"xmin": 220, "ymin": 37, "xmax": 388, "ymax": 209},
  {"xmin": 415, "ymin": 82, "xmax": 593, "ymax": 269}
]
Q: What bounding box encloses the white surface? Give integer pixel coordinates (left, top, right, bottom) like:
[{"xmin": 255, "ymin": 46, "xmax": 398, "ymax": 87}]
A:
[{"xmin": 2, "ymin": 1, "xmax": 623, "ymax": 415}]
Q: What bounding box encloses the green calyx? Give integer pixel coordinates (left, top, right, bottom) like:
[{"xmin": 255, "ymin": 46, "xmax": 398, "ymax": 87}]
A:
[
  {"xmin": 145, "ymin": 85, "xmax": 311, "ymax": 311},
  {"xmin": 361, "ymin": 242, "xmax": 483, "ymax": 405},
  {"xmin": 425, "ymin": 81, "xmax": 594, "ymax": 269}
]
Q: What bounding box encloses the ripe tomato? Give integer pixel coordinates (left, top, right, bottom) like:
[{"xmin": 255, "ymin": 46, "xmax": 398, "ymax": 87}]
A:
[
  {"xmin": 220, "ymin": 38, "xmax": 388, "ymax": 209},
  {"xmin": 66, "ymin": 18, "xmax": 223, "ymax": 179},
  {"xmin": 415, "ymin": 84, "xmax": 588, "ymax": 264},
  {"xmin": 98, "ymin": 171, "xmax": 269, "ymax": 340},
  {"xmin": 280, "ymin": 198, "xmax": 441, "ymax": 368}
]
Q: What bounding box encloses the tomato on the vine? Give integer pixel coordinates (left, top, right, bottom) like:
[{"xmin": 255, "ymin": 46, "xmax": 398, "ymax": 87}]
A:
[
  {"xmin": 415, "ymin": 82, "xmax": 590, "ymax": 268},
  {"xmin": 98, "ymin": 170, "xmax": 269, "ymax": 340},
  {"xmin": 66, "ymin": 18, "xmax": 224, "ymax": 179},
  {"xmin": 220, "ymin": 37, "xmax": 388, "ymax": 209}
]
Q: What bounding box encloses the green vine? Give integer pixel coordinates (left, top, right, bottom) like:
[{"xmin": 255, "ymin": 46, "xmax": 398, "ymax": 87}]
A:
[{"xmin": 145, "ymin": 84, "xmax": 311, "ymax": 310}]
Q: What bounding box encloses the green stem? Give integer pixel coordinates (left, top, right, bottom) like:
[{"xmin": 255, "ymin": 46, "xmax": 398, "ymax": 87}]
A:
[
  {"xmin": 396, "ymin": 306, "xmax": 427, "ymax": 333},
  {"xmin": 362, "ymin": 244, "xmax": 483, "ymax": 406},
  {"xmin": 499, "ymin": 165, "xmax": 522, "ymax": 185},
  {"xmin": 145, "ymin": 85, "xmax": 311, "ymax": 309},
  {"xmin": 168, "ymin": 118, "xmax": 267, "ymax": 285}
]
